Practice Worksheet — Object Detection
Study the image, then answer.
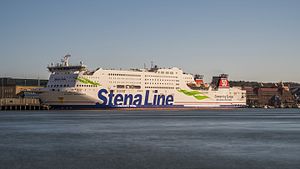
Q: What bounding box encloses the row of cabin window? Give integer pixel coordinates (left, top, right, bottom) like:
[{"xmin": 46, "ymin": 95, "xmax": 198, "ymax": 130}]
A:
[
  {"xmin": 86, "ymin": 77, "xmax": 101, "ymax": 79},
  {"xmin": 51, "ymin": 88, "xmax": 97, "ymax": 92},
  {"xmin": 157, "ymin": 71, "xmax": 177, "ymax": 75},
  {"xmin": 108, "ymin": 73, "xmax": 141, "ymax": 77},
  {"xmin": 53, "ymin": 80, "xmax": 76, "ymax": 83},
  {"xmin": 76, "ymin": 84, "xmax": 97, "ymax": 87},
  {"xmin": 109, "ymin": 81, "xmax": 141, "ymax": 84},
  {"xmin": 145, "ymin": 79, "xmax": 179, "ymax": 82},
  {"xmin": 53, "ymin": 76, "xmax": 76, "ymax": 80},
  {"xmin": 145, "ymin": 86, "xmax": 175, "ymax": 89},
  {"xmin": 145, "ymin": 82, "xmax": 176, "ymax": 85},
  {"xmin": 48, "ymin": 84, "xmax": 70, "ymax": 88},
  {"xmin": 116, "ymin": 85, "xmax": 141, "ymax": 89},
  {"xmin": 109, "ymin": 77, "xmax": 141, "ymax": 80},
  {"xmin": 145, "ymin": 75, "xmax": 178, "ymax": 78}
]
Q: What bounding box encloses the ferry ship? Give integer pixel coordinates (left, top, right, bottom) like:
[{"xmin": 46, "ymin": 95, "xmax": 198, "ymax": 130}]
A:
[{"xmin": 38, "ymin": 55, "xmax": 246, "ymax": 109}]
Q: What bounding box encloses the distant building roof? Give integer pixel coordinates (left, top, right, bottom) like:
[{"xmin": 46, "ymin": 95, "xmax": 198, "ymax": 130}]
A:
[{"xmin": 0, "ymin": 78, "xmax": 48, "ymax": 87}]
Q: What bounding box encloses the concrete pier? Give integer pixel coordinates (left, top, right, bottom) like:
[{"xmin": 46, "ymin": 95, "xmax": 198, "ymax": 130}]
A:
[{"xmin": 0, "ymin": 98, "xmax": 48, "ymax": 111}]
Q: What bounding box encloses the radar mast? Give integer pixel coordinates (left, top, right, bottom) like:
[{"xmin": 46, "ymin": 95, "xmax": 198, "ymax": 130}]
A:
[{"xmin": 62, "ymin": 54, "xmax": 71, "ymax": 66}]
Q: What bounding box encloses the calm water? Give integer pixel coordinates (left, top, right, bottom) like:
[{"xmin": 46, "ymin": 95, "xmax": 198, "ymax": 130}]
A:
[{"xmin": 0, "ymin": 109, "xmax": 300, "ymax": 169}]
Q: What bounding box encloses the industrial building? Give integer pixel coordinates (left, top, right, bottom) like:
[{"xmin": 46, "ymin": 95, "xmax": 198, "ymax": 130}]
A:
[
  {"xmin": 243, "ymin": 83, "xmax": 296, "ymax": 108},
  {"xmin": 0, "ymin": 77, "xmax": 48, "ymax": 98}
]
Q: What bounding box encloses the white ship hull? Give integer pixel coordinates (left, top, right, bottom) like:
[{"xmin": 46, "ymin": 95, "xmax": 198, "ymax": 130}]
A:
[{"xmin": 39, "ymin": 55, "xmax": 246, "ymax": 109}]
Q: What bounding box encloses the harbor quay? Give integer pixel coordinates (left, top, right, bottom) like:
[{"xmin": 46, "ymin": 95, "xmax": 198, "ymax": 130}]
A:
[
  {"xmin": 0, "ymin": 77, "xmax": 49, "ymax": 111},
  {"xmin": 0, "ymin": 98, "xmax": 49, "ymax": 111}
]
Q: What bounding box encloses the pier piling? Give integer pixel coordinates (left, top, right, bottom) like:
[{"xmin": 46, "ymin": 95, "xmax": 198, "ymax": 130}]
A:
[{"xmin": 0, "ymin": 98, "xmax": 46, "ymax": 111}]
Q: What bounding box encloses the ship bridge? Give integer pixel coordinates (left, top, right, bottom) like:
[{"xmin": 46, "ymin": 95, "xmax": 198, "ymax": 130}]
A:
[{"xmin": 47, "ymin": 55, "xmax": 87, "ymax": 73}]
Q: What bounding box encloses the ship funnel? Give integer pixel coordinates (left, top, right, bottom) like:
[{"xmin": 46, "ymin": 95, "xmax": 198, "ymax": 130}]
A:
[
  {"xmin": 218, "ymin": 74, "xmax": 229, "ymax": 88},
  {"xmin": 194, "ymin": 74, "xmax": 204, "ymax": 87},
  {"xmin": 211, "ymin": 74, "xmax": 229, "ymax": 89}
]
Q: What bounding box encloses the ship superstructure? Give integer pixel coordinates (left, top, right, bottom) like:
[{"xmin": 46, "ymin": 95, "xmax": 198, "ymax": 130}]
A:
[{"xmin": 38, "ymin": 55, "xmax": 246, "ymax": 109}]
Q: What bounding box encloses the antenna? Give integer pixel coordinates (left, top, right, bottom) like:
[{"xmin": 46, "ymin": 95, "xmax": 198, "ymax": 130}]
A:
[{"xmin": 38, "ymin": 76, "xmax": 40, "ymax": 87}]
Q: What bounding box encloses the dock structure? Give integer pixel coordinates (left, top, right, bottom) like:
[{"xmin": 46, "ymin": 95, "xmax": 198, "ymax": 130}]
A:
[{"xmin": 0, "ymin": 98, "xmax": 48, "ymax": 111}]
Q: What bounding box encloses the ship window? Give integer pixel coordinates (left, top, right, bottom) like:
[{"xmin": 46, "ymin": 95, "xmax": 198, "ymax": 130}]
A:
[{"xmin": 117, "ymin": 85, "xmax": 125, "ymax": 89}]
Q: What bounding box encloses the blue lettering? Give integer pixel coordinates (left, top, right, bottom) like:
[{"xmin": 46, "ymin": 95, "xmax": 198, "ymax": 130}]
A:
[
  {"xmin": 114, "ymin": 94, "xmax": 123, "ymax": 105},
  {"xmin": 124, "ymin": 94, "xmax": 133, "ymax": 105},
  {"xmin": 152, "ymin": 95, "xmax": 157, "ymax": 105},
  {"xmin": 157, "ymin": 95, "xmax": 165, "ymax": 105},
  {"xmin": 144, "ymin": 90, "xmax": 151, "ymax": 105},
  {"xmin": 98, "ymin": 89, "xmax": 108, "ymax": 105},
  {"xmin": 133, "ymin": 94, "xmax": 142, "ymax": 105},
  {"xmin": 108, "ymin": 90, "xmax": 114, "ymax": 105},
  {"xmin": 166, "ymin": 95, "xmax": 174, "ymax": 105},
  {"xmin": 98, "ymin": 89, "xmax": 175, "ymax": 106}
]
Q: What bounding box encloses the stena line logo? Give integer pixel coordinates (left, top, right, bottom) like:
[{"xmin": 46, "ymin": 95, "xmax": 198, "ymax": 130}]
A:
[{"xmin": 98, "ymin": 89, "xmax": 174, "ymax": 106}]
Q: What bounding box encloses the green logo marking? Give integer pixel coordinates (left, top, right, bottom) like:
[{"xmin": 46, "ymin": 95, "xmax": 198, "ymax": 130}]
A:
[
  {"xmin": 178, "ymin": 89, "xmax": 209, "ymax": 100},
  {"xmin": 76, "ymin": 77, "xmax": 101, "ymax": 86}
]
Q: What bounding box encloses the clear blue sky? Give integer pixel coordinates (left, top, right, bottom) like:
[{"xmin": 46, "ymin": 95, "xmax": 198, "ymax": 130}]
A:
[{"xmin": 1, "ymin": 0, "xmax": 299, "ymax": 82}]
